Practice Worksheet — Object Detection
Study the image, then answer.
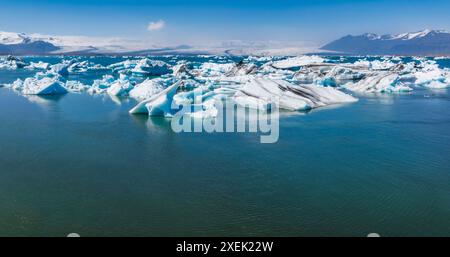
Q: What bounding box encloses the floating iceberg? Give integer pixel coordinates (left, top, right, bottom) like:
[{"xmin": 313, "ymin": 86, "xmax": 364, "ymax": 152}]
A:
[
  {"xmin": 68, "ymin": 61, "xmax": 89, "ymax": 73},
  {"xmin": 25, "ymin": 61, "xmax": 50, "ymax": 70},
  {"xmin": 0, "ymin": 55, "xmax": 26, "ymax": 69},
  {"xmin": 233, "ymin": 78, "xmax": 357, "ymax": 111},
  {"xmin": 413, "ymin": 61, "xmax": 450, "ymax": 88},
  {"xmin": 108, "ymin": 59, "xmax": 138, "ymax": 73},
  {"xmin": 199, "ymin": 62, "xmax": 236, "ymax": 77},
  {"xmin": 129, "ymin": 82, "xmax": 180, "ymax": 116},
  {"xmin": 50, "ymin": 60, "xmax": 74, "ymax": 76},
  {"xmin": 129, "ymin": 78, "xmax": 168, "ymax": 100},
  {"xmin": 88, "ymin": 75, "xmax": 116, "ymax": 94},
  {"xmin": 10, "ymin": 76, "xmax": 68, "ymax": 95},
  {"xmin": 354, "ymin": 59, "xmax": 397, "ymax": 71},
  {"xmin": 172, "ymin": 63, "xmax": 193, "ymax": 78},
  {"xmin": 131, "ymin": 59, "xmax": 171, "ymax": 76},
  {"xmin": 65, "ymin": 80, "xmax": 89, "ymax": 93},
  {"xmin": 424, "ymin": 80, "xmax": 449, "ymax": 89},
  {"xmin": 106, "ymin": 74, "xmax": 134, "ymax": 97},
  {"xmin": 343, "ymin": 72, "xmax": 412, "ymax": 93},
  {"xmin": 271, "ymin": 55, "xmax": 325, "ymax": 69},
  {"xmin": 226, "ymin": 61, "xmax": 258, "ymax": 76}
]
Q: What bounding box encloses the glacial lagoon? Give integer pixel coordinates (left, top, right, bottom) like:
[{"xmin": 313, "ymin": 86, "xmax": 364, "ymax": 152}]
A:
[{"xmin": 0, "ymin": 55, "xmax": 449, "ymax": 236}]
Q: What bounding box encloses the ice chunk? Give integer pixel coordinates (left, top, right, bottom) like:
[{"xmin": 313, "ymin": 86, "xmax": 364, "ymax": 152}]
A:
[
  {"xmin": 294, "ymin": 68, "xmax": 320, "ymax": 84},
  {"xmin": 50, "ymin": 60, "xmax": 74, "ymax": 76},
  {"xmin": 25, "ymin": 61, "xmax": 50, "ymax": 70},
  {"xmin": 226, "ymin": 61, "xmax": 258, "ymax": 76},
  {"xmin": 325, "ymin": 66, "xmax": 366, "ymax": 82},
  {"xmin": 199, "ymin": 62, "xmax": 235, "ymax": 77},
  {"xmin": 68, "ymin": 61, "xmax": 89, "ymax": 73},
  {"xmin": 108, "ymin": 59, "xmax": 138, "ymax": 73},
  {"xmin": 88, "ymin": 75, "xmax": 116, "ymax": 94},
  {"xmin": 343, "ymin": 73, "xmax": 412, "ymax": 93},
  {"xmin": 172, "ymin": 63, "xmax": 192, "ymax": 78},
  {"xmin": 131, "ymin": 59, "xmax": 171, "ymax": 76},
  {"xmin": 65, "ymin": 80, "xmax": 89, "ymax": 93},
  {"xmin": 129, "ymin": 82, "xmax": 180, "ymax": 116},
  {"xmin": 106, "ymin": 74, "xmax": 134, "ymax": 97},
  {"xmin": 0, "ymin": 55, "xmax": 26, "ymax": 69},
  {"xmin": 424, "ymin": 80, "xmax": 449, "ymax": 89},
  {"xmin": 12, "ymin": 76, "xmax": 68, "ymax": 95},
  {"xmin": 129, "ymin": 78, "xmax": 168, "ymax": 100}
]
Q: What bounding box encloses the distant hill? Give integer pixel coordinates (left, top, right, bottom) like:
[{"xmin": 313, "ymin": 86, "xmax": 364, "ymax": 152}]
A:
[
  {"xmin": 0, "ymin": 40, "xmax": 60, "ymax": 55},
  {"xmin": 321, "ymin": 29, "xmax": 450, "ymax": 55}
]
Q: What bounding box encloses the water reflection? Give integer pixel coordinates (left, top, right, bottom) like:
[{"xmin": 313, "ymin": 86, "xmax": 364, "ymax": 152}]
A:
[
  {"xmin": 130, "ymin": 113, "xmax": 173, "ymax": 133},
  {"xmin": 24, "ymin": 94, "xmax": 65, "ymax": 106}
]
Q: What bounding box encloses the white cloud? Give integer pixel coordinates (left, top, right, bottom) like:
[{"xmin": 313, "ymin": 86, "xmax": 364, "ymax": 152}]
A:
[{"xmin": 147, "ymin": 20, "xmax": 165, "ymax": 31}]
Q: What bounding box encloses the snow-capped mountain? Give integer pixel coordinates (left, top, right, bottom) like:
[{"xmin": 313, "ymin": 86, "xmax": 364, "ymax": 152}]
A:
[
  {"xmin": 321, "ymin": 29, "xmax": 450, "ymax": 55},
  {"xmin": 0, "ymin": 32, "xmax": 60, "ymax": 55},
  {"xmin": 0, "ymin": 31, "xmax": 155, "ymax": 55}
]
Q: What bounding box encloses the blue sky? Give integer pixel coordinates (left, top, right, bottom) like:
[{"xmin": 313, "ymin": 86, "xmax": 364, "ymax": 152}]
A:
[{"xmin": 1, "ymin": 0, "xmax": 450, "ymax": 45}]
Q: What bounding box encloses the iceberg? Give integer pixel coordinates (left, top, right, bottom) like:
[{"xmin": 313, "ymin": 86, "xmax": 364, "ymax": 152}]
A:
[
  {"xmin": 199, "ymin": 62, "xmax": 236, "ymax": 77},
  {"xmin": 25, "ymin": 61, "xmax": 50, "ymax": 70},
  {"xmin": 50, "ymin": 60, "xmax": 74, "ymax": 76},
  {"xmin": 413, "ymin": 61, "xmax": 450, "ymax": 88},
  {"xmin": 343, "ymin": 72, "xmax": 412, "ymax": 93},
  {"xmin": 172, "ymin": 63, "xmax": 193, "ymax": 78},
  {"xmin": 108, "ymin": 59, "xmax": 138, "ymax": 73},
  {"xmin": 423, "ymin": 80, "xmax": 449, "ymax": 89},
  {"xmin": 233, "ymin": 78, "xmax": 357, "ymax": 111},
  {"xmin": 271, "ymin": 55, "xmax": 325, "ymax": 69},
  {"xmin": 88, "ymin": 75, "xmax": 116, "ymax": 94},
  {"xmin": 129, "ymin": 82, "xmax": 180, "ymax": 116},
  {"xmin": 65, "ymin": 80, "xmax": 89, "ymax": 93},
  {"xmin": 129, "ymin": 80, "xmax": 220, "ymax": 118},
  {"xmin": 0, "ymin": 55, "xmax": 26, "ymax": 69},
  {"xmin": 324, "ymin": 66, "xmax": 366, "ymax": 82},
  {"xmin": 11, "ymin": 76, "xmax": 68, "ymax": 95},
  {"xmin": 226, "ymin": 61, "xmax": 258, "ymax": 76},
  {"xmin": 131, "ymin": 59, "xmax": 171, "ymax": 76},
  {"xmin": 106, "ymin": 74, "xmax": 134, "ymax": 97},
  {"xmin": 68, "ymin": 61, "xmax": 89, "ymax": 73},
  {"xmin": 172, "ymin": 86, "xmax": 222, "ymax": 118},
  {"xmin": 129, "ymin": 78, "xmax": 168, "ymax": 100}
]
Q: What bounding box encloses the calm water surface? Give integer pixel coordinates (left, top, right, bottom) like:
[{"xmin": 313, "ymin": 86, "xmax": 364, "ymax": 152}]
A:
[{"xmin": 0, "ymin": 57, "xmax": 449, "ymax": 236}]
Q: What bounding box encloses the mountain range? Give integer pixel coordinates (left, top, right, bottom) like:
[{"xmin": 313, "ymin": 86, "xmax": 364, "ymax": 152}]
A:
[
  {"xmin": 321, "ymin": 29, "xmax": 450, "ymax": 55},
  {"xmin": 2, "ymin": 29, "xmax": 450, "ymax": 56},
  {"xmin": 0, "ymin": 31, "xmax": 315, "ymax": 56}
]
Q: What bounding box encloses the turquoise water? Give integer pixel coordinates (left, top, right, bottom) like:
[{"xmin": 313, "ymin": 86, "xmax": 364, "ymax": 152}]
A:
[{"xmin": 0, "ymin": 57, "xmax": 449, "ymax": 236}]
